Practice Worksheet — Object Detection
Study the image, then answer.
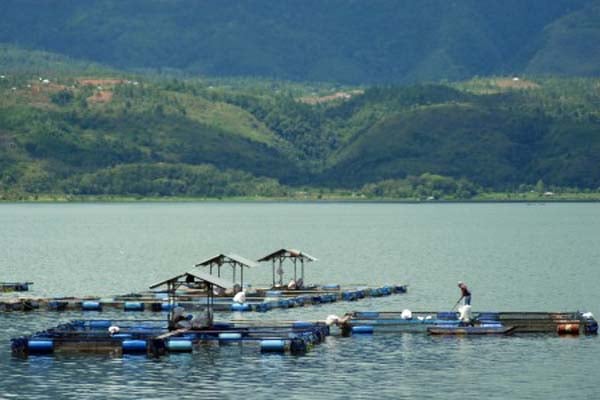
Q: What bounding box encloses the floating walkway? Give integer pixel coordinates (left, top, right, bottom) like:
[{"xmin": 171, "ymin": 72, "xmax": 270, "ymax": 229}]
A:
[
  {"xmin": 339, "ymin": 310, "xmax": 599, "ymax": 336},
  {"xmin": 11, "ymin": 319, "xmax": 330, "ymax": 357},
  {"xmin": 0, "ymin": 285, "xmax": 408, "ymax": 313}
]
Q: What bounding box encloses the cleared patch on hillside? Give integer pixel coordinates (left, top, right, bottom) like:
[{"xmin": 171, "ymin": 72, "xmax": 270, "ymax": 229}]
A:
[
  {"xmin": 87, "ymin": 90, "xmax": 113, "ymax": 103},
  {"xmin": 495, "ymin": 78, "xmax": 540, "ymax": 89},
  {"xmin": 298, "ymin": 90, "xmax": 364, "ymax": 104}
]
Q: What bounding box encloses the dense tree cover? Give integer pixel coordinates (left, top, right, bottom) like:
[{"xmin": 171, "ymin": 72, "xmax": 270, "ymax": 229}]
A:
[
  {"xmin": 0, "ymin": 0, "xmax": 598, "ymax": 84},
  {"xmin": 1, "ymin": 69, "xmax": 600, "ymax": 199}
]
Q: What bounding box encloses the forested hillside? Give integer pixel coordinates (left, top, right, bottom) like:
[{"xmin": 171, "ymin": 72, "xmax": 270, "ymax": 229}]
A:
[
  {"xmin": 1, "ymin": 64, "xmax": 599, "ymax": 199},
  {"xmin": 0, "ymin": 0, "xmax": 598, "ymax": 83}
]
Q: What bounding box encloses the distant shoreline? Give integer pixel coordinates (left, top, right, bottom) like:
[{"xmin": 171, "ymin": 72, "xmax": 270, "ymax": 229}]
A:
[{"xmin": 1, "ymin": 195, "xmax": 599, "ymax": 204}]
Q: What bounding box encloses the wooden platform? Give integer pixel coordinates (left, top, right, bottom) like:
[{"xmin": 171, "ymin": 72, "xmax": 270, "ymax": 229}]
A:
[{"xmin": 340, "ymin": 311, "xmax": 599, "ymax": 336}]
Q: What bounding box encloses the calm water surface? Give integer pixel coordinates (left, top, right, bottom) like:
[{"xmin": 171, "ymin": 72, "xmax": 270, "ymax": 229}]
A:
[{"xmin": 0, "ymin": 203, "xmax": 599, "ymax": 399}]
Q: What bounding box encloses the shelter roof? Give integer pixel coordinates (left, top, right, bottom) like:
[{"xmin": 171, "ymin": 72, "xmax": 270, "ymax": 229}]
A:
[
  {"xmin": 257, "ymin": 248, "xmax": 318, "ymax": 262},
  {"xmin": 195, "ymin": 253, "xmax": 259, "ymax": 268},
  {"xmin": 149, "ymin": 270, "xmax": 234, "ymax": 290}
]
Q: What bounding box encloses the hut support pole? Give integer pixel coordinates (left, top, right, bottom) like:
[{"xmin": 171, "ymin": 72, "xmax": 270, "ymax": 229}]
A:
[
  {"xmin": 301, "ymin": 260, "xmax": 305, "ymax": 282},
  {"xmin": 272, "ymin": 260, "xmax": 275, "ymax": 288},
  {"xmin": 207, "ymin": 283, "xmax": 213, "ymax": 327},
  {"xmin": 294, "ymin": 259, "xmax": 297, "ymax": 281},
  {"xmin": 279, "ymin": 259, "xmax": 283, "ymax": 286},
  {"xmin": 168, "ymin": 281, "xmax": 174, "ymax": 324}
]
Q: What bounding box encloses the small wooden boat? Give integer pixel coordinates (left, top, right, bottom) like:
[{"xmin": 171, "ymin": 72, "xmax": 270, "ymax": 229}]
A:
[
  {"xmin": 427, "ymin": 325, "xmax": 516, "ymax": 335},
  {"xmin": 0, "ymin": 282, "xmax": 33, "ymax": 292}
]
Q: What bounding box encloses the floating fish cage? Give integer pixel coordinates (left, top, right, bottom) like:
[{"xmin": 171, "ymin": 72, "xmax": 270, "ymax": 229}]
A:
[
  {"xmin": 340, "ymin": 311, "xmax": 599, "ymax": 336},
  {"xmin": 11, "ymin": 319, "xmax": 330, "ymax": 357},
  {"xmin": 0, "ymin": 282, "xmax": 33, "ymax": 292},
  {"xmin": 0, "ymin": 284, "xmax": 408, "ymax": 313}
]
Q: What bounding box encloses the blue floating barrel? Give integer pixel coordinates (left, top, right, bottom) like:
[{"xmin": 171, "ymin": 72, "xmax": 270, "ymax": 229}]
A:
[
  {"xmin": 356, "ymin": 311, "xmax": 379, "ymax": 319},
  {"xmin": 342, "ymin": 292, "xmax": 356, "ymax": 301},
  {"xmin": 167, "ymin": 339, "xmax": 193, "ymax": 352},
  {"xmin": 437, "ymin": 312, "xmax": 458, "ymax": 320},
  {"xmin": 585, "ymin": 320, "xmax": 599, "ymax": 335},
  {"xmin": 160, "ymin": 303, "xmax": 174, "ymax": 311},
  {"xmin": 292, "ymin": 321, "xmax": 314, "ymax": 329},
  {"xmin": 231, "ymin": 303, "xmax": 251, "ymax": 312},
  {"xmin": 124, "ymin": 302, "xmax": 144, "ymax": 312},
  {"xmin": 89, "ymin": 320, "xmax": 111, "ymax": 330},
  {"xmin": 278, "ymin": 299, "xmax": 290, "ymax": 308},
  {"xmin": 81, "ymin": 301, "xmax": 102, "ymax": 311},
  {"xmin": 352, "ymin": 325, "xmax": 374, "ymax": 335},
  {"xmin": 48, "ymin": 301, "xmax": 68, "ymax": 311},
  {"xmin": 28, "ymin": 339, "xmax": 54, "ymax": 354},
  {"xmin": 395, "ymin": 285, "xmax": 408, "ymax": 293},
  {"xmin": 218, "ymin": 332, "xmax": 242, "ymax": 344},
  {"xmin": 260, "ymin": 339, "xmax": 286, "ymax": 353},
  {"xmin": 122, "ymin": 340, "xmax": 147, "ymax": 354}
]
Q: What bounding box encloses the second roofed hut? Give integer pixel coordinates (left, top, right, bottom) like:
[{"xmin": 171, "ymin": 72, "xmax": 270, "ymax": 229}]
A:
[
  {"xmin": 194, "ymin": 253, "xmax": 258, "ymax": 290},
  {"xmin": 257, "ymin": 248, "xmax": 317, "ymax": 288}
]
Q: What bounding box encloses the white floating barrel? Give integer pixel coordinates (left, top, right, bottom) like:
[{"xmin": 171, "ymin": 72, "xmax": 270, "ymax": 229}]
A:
[
  {"xmin": 351, "ymin": 325, "xmax": 374, "ymax": 334},
  {"xmin": 218, "ymin": 332, "xmax": 242, "ymax": 344},
  {"xmin": 260, "ymin": 339, "xmax": 286, "ymax": 353},
  {"xmin": 27, "ymin": 339, "xmax": 54, "ymax": 354},
  {"xmin": 167, "ymin": 339, "xmax": 193, "ymax": 352},
  {"xmin": 81, "ymin": 301, "xmax": 102, "ymax": 311},
  {"xmin": 322, "ymin": 284, "xmax": 340, "ymax": 290}
]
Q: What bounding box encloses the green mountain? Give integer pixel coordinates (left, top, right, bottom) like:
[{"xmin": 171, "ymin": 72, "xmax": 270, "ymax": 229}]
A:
[{"xmin": 1, "ymin": 0, "xmax": 598, "ymax": 84}]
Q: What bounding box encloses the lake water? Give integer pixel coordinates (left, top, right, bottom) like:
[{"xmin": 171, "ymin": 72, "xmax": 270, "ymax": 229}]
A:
[{"xmin": 1, "ymin": 202, "xmax": 599, "ymax": 399}]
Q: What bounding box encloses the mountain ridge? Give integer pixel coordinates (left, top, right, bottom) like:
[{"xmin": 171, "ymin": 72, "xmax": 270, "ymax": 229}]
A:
[{"xmin": 1, "ymin": 0, "xmax": 598, "ymax": 84}]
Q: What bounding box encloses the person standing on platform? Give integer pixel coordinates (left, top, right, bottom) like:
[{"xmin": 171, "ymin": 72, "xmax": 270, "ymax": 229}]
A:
[{"xmin": 457, "ymin": 281, "xmax": 471, "ymax": 305}]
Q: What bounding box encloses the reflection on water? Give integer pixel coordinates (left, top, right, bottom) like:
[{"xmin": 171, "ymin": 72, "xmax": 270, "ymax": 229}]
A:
[{"xmin": 1, "ymin": 203, "xmax": 600, "ymax": 399}]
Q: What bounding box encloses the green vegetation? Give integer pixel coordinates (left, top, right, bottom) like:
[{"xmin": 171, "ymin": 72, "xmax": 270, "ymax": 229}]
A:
[
  {"xmin": 1, "ymin": 0, "xmax": 599, "ymax": 84},
  {"xmin": 1, "ymin": 64, "xmax": 600, "ymax": 201}
]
